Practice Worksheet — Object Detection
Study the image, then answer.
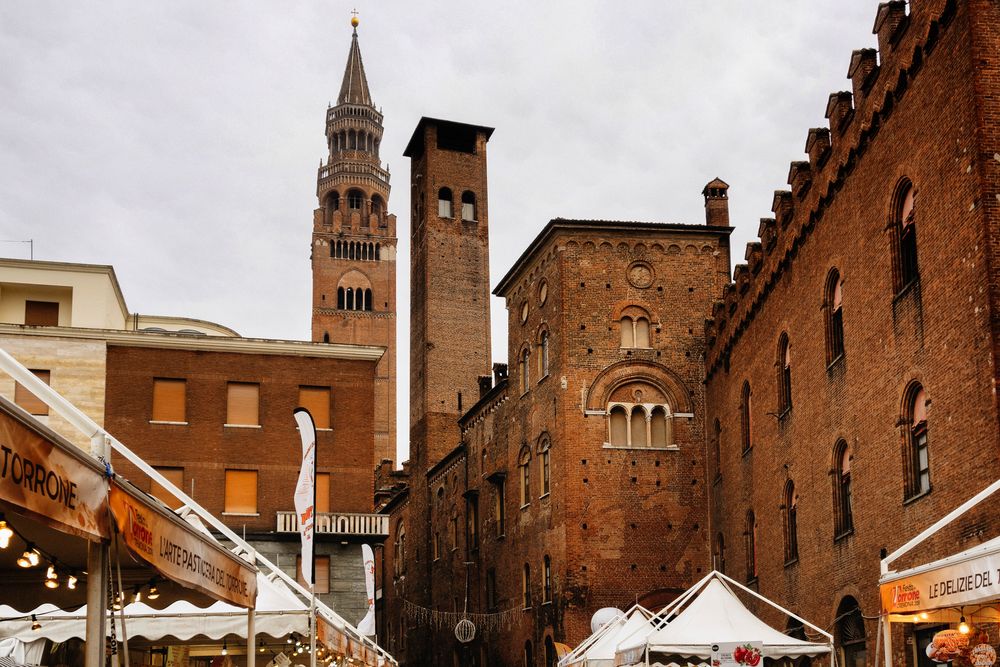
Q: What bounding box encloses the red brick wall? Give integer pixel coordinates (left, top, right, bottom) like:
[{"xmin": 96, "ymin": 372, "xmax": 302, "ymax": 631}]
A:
[
  {"xmin": 705, "ymin": 1, "xmax": 1000, "ymax": 663},
  {"xmin": 104, "ymin": 345, "xmax": 378, "ymax": 534}
]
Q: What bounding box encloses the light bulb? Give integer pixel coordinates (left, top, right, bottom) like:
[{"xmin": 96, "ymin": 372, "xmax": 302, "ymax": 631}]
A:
[
  {"xmin": 67, "ymin": 575, "xmax": 78, "ymax": 590},
  {"xmin": 959, "ymin": 616, "xmax": 970, "ymax": 634},
  {"xmin": 221, "ymin": 641, "xmax": 228, "ymax": 657},
  {"xmin": 28, "ymin": 548, "xmax": 40, "ymax": 567},
  {"xmin": 147, "ymin": 585, "xmax": 159, "ymax": 600},
  {"xmin": 134, "ymin": 590, "xmax": 142, "ymax": 603},
  {"xmin": 17, "ymin": 545, "xmax": 38, "ymax": 568},
  {"xmin": 44, "ymin": 565, "xmax": 59, "ymax": 589},
  {"xmin": 0, "ymin": 519, "xmax": 12, "ymax": 549},
  {"xmin": 30, "ymin": 615, "xmax": 41, "ymax": 631},
  {"xmin": 919, "ymin": 611, "xmax": 929, "ymax": 620},
  {"xmin": 287, "ymin": 636, "xmax": 294, "ymax": 644}
]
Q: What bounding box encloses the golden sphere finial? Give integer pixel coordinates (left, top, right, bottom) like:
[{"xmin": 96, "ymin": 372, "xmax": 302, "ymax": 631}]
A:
[{"xmin": 351, "ymin": 14, "xmax": 359, "ymax": 28}]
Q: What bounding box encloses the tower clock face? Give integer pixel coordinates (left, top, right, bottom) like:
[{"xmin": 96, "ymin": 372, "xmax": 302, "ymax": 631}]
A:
[{"xmin": 627, "ymin": 261, "xmax": 654, "ymax": 289}]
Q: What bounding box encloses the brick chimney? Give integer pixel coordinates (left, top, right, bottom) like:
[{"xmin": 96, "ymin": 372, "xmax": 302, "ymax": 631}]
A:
[{"xmin": 702, "ymin": 177, "xmax": 731, "ymax": 227}]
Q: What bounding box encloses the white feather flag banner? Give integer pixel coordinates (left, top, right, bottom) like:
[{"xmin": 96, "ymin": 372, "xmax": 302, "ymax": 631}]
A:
[
  {"xmin": 357, "ymin": 544, "xmax": 376, "ymax": 636},
  {"xmin": 293, "ymin": 408, "xmax": 317, "ymax": 586}
]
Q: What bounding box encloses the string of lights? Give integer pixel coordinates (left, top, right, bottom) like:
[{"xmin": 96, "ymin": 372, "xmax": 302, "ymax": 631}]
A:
[{"xmin": 0, "ymin": 512, "xmax": 81, "ymax": 591}]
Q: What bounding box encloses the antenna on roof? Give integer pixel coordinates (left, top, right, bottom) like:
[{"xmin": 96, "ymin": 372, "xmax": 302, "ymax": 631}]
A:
[{"xmin": 0, "ymin": 239, "xmax": 33, "ymax": 260}]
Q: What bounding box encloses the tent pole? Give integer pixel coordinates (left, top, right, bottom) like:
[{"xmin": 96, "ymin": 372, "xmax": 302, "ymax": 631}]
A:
[
  {"xmin": 881, "ymin": 614, "xmax": 892, "ymax": 667},
  {"xmin": 84, "ymin": 541, "xmax": 107, "ymax": 667},
  {"xmin": 247, "ymin": 606, "xmax": 256, "ymax": 667}
]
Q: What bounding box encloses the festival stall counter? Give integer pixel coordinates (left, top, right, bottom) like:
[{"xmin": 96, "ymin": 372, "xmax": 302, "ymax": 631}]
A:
[{"xmin": 880, "ymin": 534, "xmax": 1000, "ymax": 665}]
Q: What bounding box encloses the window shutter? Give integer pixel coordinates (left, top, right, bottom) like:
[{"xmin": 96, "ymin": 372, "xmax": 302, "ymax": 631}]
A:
[
  {"xmin": 298, "ymin": 386, "xmax": 331, "ymax": 429},
  {"xmin": 152, "ymin": 379, "xmax": 186, "ymax": 422},
  {"xmin": 316, "ymin": 472, "xmax": 330, "ymax": 514},
  {"xmin": 24, "ymin": 301, "xmax": 59, "ymax": 326},
  {"xmin": 14, "ymin": 370, "xmax": 50, "ymax": 416},
  {"xmin": 227, "ymin": 383, "xmax": 259, "ymax": 426},
  {"xmin": 224, "ymin": 470, "xmax": 258, "ymax": 514},
  {"xmin": 151, "ymin": 467, "xmax": 184, "ymax": 510}
]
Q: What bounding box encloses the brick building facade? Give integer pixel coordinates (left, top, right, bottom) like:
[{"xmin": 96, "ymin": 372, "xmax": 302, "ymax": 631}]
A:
[{"xmin": 377, "ymin": 1, "xmax": 1000, "ymax": 665}]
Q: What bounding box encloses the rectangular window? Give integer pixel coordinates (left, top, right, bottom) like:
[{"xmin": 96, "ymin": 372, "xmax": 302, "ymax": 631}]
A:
[
  {"xmin": 14, "ymin": 369, "xmax": 50, "ymax": 416},
  {"xmin": 496, "ymin": 480, "xmax": 506, "ymax": 536},
  {"xmin": 151, "ymin": 467, "xmax": 184, "ymax": 510},
  {"xmin": 298, "ymin": 386, "xmax": 331, "ymax": 429},
  {"xmin": 451, "ymin": 515, "xmax": 459, "ymax": 551},
  {"xmin": 226, "ymin": 382, "xmax": 260, "ymax": 426},
  {"xmin": 316, "ymin": 472, "xmax": 330, "ymax": 514},
  {"xmin": 24, "ymin": 301, "xmax": 60, "ymax": 326},
  {"xmin": 224, "ymin": 470, "xmax": 258, "ymax": 514},
  {"xmin": 466, "ymin": 496, "xmax": 479, "ymax": 552},
  {"xmin": 433, "ymin": 532, "xmax": 441, "ymax": 560},
  {"xmin": 296, "ymin": 554, "xmax": 330, "ymax": 594},
  {"xmin": 152, "ymin": 378, "xmax": 186, "ymax": 422},
  {"xmin": 486, "ymin": 568, "xmax": 497, "ymax": 610}
]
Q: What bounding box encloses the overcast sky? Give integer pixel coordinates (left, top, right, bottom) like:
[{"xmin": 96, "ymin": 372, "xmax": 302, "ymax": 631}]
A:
[{"xmin": 1, "ymin": 2, "xmax": 878, "ymax": 463}]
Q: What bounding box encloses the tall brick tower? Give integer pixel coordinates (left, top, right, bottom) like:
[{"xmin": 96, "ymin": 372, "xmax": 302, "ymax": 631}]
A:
[
  {"xmin": 404, "ymin": 118, "xmax": 494, "ymax": 466},
  {"xmin": 311, "ymin": 18, "xmax": 397, "ymax": 467}
]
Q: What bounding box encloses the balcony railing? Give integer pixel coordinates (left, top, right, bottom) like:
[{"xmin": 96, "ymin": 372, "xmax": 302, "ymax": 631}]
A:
[{"xmin": 276, "ymin": 511, "xmax": 388, "ymax": 537}]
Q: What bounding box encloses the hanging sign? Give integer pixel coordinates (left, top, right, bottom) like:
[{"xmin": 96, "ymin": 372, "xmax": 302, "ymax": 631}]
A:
[
  {"xmin": 971, "ymin": 642, "xmax": 997, "ymax": 667},
  {"xmin": 109, "ymin": 484, "xmax": 257, "ymax": 608},
  {"xmin": 0, "ymin": 405, "xmax": 110, "ymax": 541},
  {"xmin": 710, "ymin": 642, "xmax": 763, "ymax": 666},
  {"xmin": 880, "ymin": 550, "xmax": 1000, "ymax": 613}
]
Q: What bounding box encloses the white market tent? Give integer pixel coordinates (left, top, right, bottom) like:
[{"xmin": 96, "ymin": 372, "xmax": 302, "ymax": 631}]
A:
[
  {"xmin": 560, "ymin": 605, "xmax": 654, "ymax": 667},
  {"xmin": 0, "ymin": 571, "xmax": 307, "ymax": 644},
  {"xmin": 615, "ymin": 572, "xmax": 832, "ymax": 667}
]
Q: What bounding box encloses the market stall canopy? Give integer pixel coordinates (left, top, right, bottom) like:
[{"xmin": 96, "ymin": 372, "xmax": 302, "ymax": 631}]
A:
[
  {"xmin": 561, "ymin": 605, "xmax": 653, "ymax": 667},
  {"xmin": 880, "ymin": 534, "xmax": 1000, "ymax": 615},
  {"xmin": 0, "ymin": 572, "xmax": 304, "ymax": 643},
  {"xmin": 615, "ymin": 574, "xmax": 830, "ymax": 666},
  {"xmin": 0, "ymin": 396, "xmax": 257, "ymax": 611}
]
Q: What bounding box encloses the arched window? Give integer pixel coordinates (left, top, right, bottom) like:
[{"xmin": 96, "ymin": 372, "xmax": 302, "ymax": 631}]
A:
[
  {"xmin": 825, "ymin": 268, "xmax": 845, "ymax": 362},
  {"xmin": 783, "ymin": 480, "xmax": 799, "ymax": 564},
  {"xmin": 834, "ymin": 440, "xmax": 854, "ymax": 537},
  {"xmin": 635, "ymin": 317, "xmax": 650, "ymax": 348},
  {"xmin": 518, "ymin": 447, "xmax": 531, "ymax": 507},
  {"xmin": 537, "ymin": 330, "xmax": 549, "ymax": 378},
  {"xmin": 745, "ymin": 510, "xmax": 757, "ymax": 582},
  {"xmin": 364, "ymin": 288, "xmax": 373, "ymax": 312},
  {"xmin": 609, "ymin": 406, "xmax": 628, "ymax": 447},
  {"xmin": 345, "ymin": 287, "xmax": 355, "ymax": 311},
  {"xmin": 438, "ymin": 187, "xmax": 453, "ymax": 218},
  {"xmin": 524, "ymin": 640, "xmax": 534, "ymax": 667},
  {"xmin": 372, "ymin": 195, "xmax": 384, "ymax": 220},
  {"xmin": 544, "ymin": 636, "xmax": 556, "ymax": 667},
  {"xmin": 520, "ymin": 347, "xmax": 530, "ymax": 393},
  {"xmin": 337, "ymin": 287, "xmax": 345, "ymax": 310},
  {"xmin": 394, "ymin": 522, "xmax": 405, "ymax": 577},
  {"xmin": 322, "ymin": 332, "xmax": 329, "ymax": 343},
  {"xmin": 777, "ymin": 333, "xmax": 792, "ymax": 414},
  {"xmin": 713, "ymin": 419, "xmax": 722, "ymax": 477},
  {"xmin": 903, "ymin": 383, "xmax": 930, "ymax": 499},
  {"xmin": 348, "ymin": 189, "xmax": 364, "ymax": 211},
  {"xmin": 892, "ymin": 180, "xmax": 919, "ymax": 293},
  {"xmin": 375, "ymin": 243, "xmax": 381, "ymax": 260},
  {"xmin": 538, "ymin": 436, "xmax": 551, "ymax": 497},
  {"xmin": 542, "ymin": 555, "xmax": 552, "ymax": 603},
  {"xmin": 740, "ymin": 381, "xmax": 753, "ymax": 453},
  {"xmin": 835, "ymin": 597, "xmax": 867, "ymax": 667},
  {"xmin": 630, "ymin": 407, "xmax": 647, "ymax": 448},
  {"xmin": 650, "ymin": 406, "xmax": 670, "ymax": 448},
  {"xmin": 620, "ymin": 316, "xmax": 634, "ymax": 347},
  {"xmin": 325, "ymin": 191, "xmax": 340, "ymax": 223},
  {"xmin": 522, "ymin": 563, "xmax": 532, "ymax": 608},
  {"xmin": 714, "ymin": 532, "xmax": 726, "ymax": 574},
  {"xmin": 461, "ymin": 191, "xmax": 476, "ymax": 221}
]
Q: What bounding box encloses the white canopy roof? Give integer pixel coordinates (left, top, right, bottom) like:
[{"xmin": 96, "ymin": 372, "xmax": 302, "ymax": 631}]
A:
[
  {"xmin": 561, "ymin": 605, "xmax": 654, "ymax": 667},
  {"xmin": 0, "ymin": 572, "xmax": 306, "ymax": 644},
  {"xmin": 616, "ymin": 574, "xmax": 831, "ymax": 665}
]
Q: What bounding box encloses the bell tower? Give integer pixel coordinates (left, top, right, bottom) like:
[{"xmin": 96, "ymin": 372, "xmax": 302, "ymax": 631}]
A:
[{"xmin": 311, "ymin": 17, "xmax": 397, "ymax": 467}]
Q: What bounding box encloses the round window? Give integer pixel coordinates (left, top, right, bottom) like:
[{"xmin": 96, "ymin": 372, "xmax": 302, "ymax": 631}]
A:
[
  {"xmin": 538, "ymin": 280, "xmax": 548, "ymax": 305},
  {"xmin": 520, "ymin": 301, "xmax": 529, "ymax": 324}
]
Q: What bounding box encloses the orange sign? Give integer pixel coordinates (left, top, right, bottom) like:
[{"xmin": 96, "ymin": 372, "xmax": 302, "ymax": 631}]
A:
[
  {"xmin": 109, "ymin": 485, "xmax": 257, "ymax": 608},
  {"xmin": 881, "ymin": 551, "xmax": 1000, "ymax": 613},
  {"xmin": 0, "ymin": 406, "xmax": 110, "ymax": 541}
]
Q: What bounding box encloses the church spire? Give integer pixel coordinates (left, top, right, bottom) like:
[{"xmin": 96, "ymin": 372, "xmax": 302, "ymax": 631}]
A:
[{"xmin": 338, "ymin": 17, "xmax": 373, "ymax": 107}]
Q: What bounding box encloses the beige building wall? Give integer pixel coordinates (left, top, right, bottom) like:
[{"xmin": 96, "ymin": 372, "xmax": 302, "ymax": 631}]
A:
[
  {"xmin": 0, "ymin": 259, "xmax": 128, "ymax": 330},
  {"xmin": 0, "ymin": 333, "xmax": 107, "ymax": 450}
]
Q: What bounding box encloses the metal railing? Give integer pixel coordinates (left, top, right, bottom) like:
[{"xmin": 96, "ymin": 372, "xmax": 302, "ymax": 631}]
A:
[{"xmin": 276, "ymin": 510, "xmax": 388, "ymax": 537}]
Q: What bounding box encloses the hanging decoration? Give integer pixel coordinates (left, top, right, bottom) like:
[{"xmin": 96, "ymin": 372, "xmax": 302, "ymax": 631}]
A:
[
  {"xmin": 454, "ymin": 618, "xmax": 476, "ymax": 643},
  {"xmin": 400, "ymin": 599, "xmax": 523, "ymax": 635}
]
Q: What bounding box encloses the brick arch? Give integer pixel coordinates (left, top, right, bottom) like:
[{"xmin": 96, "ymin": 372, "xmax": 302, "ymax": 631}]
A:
[
  {"xmin": 610, "ymin": 299, "xmax": 657, "ymax": 322},
  {"xmin": 585, "ymin": 360, "xmax": 693, "ymax": 413},
  {"xmin": 337, "ymin": 269, "xmax": 372, "ymax": 290}
]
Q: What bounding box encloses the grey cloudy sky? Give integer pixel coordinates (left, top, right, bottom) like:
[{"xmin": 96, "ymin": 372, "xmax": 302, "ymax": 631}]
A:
[{"xmin": 1, "ymin": 2, "xmax": 877, "ymax": 462}]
